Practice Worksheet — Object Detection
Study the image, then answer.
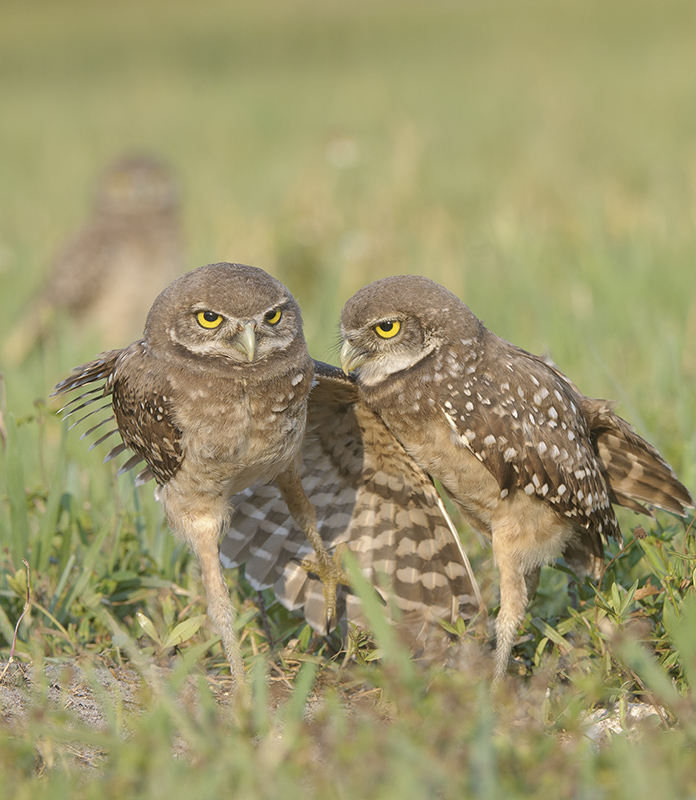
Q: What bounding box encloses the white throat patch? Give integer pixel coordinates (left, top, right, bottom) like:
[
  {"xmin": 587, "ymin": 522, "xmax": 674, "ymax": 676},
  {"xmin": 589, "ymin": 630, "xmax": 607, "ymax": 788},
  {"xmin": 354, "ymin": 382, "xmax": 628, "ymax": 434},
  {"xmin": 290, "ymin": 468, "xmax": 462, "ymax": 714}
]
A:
[{"xmin": 357, "ymin": 341, "xmax": 437, "ymax": 386}]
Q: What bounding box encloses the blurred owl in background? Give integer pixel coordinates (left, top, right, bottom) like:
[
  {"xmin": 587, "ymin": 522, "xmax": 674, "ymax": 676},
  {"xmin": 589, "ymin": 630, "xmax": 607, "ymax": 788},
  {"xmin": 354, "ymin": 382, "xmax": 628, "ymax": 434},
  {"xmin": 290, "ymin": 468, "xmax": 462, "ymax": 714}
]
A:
[{"xmin": 3, "ymin": 154, "xmax": 184, "ymax": 363}]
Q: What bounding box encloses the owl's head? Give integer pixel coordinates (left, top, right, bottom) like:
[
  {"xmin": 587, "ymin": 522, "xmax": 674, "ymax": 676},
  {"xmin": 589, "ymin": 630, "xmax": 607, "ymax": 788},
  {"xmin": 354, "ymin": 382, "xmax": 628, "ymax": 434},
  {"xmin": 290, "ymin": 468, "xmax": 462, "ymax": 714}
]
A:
[
  {"xmin": 340, "ymin": 275, "xmax": 481, "ymax": 386},
  {"xmin": 144, "ymin": 262, "xmax": 306, "ymax": 367},
  {"xmin": 96, "ymin": 154, "xmax": 179, "ymax": 216}
]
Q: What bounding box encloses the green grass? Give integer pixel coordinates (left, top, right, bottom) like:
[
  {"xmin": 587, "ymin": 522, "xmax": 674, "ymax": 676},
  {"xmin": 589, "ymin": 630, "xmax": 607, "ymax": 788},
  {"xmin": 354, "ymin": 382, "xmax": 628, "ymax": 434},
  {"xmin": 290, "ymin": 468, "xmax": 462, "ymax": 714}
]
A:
[{"xmin": 1, "ymin": 0, "xmax": 696, "ymax": 796}]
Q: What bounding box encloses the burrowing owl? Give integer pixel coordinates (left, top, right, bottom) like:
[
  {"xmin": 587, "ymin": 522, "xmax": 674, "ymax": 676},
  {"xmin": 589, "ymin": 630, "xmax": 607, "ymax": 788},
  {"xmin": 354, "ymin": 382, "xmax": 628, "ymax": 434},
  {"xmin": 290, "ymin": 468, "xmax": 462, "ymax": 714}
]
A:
[
  {"xmin": 339, "ymin": 275, "xmax": 694, "ymax": 681},
  {"xmin": 5, "ymin": 154, "xmax": 183, "ymax": 363},
  {"xmin": 53, "ymin": 263, "xmax": 331, "ymax": 690},
  {"xmin": 221, "ymin": 362, "xmax": 483, "ymax": 647}
]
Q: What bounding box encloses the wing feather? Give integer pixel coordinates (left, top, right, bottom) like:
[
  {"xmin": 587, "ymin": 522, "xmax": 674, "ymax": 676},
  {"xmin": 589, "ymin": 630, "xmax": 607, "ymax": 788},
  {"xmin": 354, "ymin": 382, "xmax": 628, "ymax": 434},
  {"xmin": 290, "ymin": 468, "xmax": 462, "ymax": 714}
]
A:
[
  {"xmin": 220, "ymin": 361, "xmax": 483, "ymax": 642},
  {"xmin": 442, "ymin": 342, "xmax": 619, "ymax": 541},
  {"xmin": 52, "ymin": 344, "xmax": 183, "ymax": 485}
]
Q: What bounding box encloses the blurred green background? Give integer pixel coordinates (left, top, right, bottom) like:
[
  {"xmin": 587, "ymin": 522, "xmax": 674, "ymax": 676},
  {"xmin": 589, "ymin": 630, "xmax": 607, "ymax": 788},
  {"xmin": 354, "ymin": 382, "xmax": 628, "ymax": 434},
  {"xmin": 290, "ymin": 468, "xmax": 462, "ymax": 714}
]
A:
[
  {"xmin": 1, "ymin": 0, "xmax": 694, "ymax": 478},
  {"xmin": 1, "ymin": 0, "xmax": 694, "ymax": 589},
  {"xmin": 1, "ymin": 1, "xmax": 696, "ymax": 794}
]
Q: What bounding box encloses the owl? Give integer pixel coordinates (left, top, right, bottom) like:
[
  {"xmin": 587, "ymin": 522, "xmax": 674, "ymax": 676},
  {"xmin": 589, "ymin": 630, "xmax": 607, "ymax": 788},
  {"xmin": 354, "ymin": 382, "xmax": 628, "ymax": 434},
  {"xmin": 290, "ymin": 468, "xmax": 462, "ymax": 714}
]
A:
[
  {"xmin": 54, "ymin": 263, "xmax": 320, "ymax": 689},
  {"xmin": 339, "ymin": 275, "xmax": 694, "ymax": 681},
  {"xmin": 5, "ymin": 154, "xmax": 183, "ymax": 363},
  {"xmin": 53, "ymin": 264, "xmax": 483, "ymax": 689}
]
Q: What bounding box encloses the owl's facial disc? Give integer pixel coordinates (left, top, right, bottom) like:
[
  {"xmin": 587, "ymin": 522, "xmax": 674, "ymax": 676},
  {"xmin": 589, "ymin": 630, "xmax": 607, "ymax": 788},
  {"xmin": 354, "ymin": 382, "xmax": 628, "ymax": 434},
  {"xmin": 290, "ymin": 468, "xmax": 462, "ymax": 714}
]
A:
[
  {"xmin": 340, "ymin": 316, "xmax": 408, "ymax": 374},
  {"xmin": 341, "ymin": 316, "xmax": 438, "ymax": 386},
  {"xmin": 173, "ymin": 297, "xmax": 293, "ymax": 364}
]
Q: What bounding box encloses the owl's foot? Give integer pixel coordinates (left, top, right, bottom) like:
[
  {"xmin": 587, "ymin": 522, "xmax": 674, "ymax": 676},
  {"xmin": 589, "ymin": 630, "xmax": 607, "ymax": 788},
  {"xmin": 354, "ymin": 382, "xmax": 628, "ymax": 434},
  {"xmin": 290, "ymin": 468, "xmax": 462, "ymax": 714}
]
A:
[{"xmin": 298, "ymin": 543, "xmax": 350, "ymax": 631}]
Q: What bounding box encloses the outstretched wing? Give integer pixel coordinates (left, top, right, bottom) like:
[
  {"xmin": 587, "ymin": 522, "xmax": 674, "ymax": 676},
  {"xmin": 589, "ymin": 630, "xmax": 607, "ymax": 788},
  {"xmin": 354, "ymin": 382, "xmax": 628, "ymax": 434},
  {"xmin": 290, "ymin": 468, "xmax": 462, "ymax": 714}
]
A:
[
  {"xmin": 51, "ymin": 349, "xmax": 126, "ymax": 459},
  {"xmin": 220, "ymin": 361, "xmax": 483, "ymax": 643},
  {"xmin": 51, "ymin": 345, "xmax": 177, "ymax": 486}
]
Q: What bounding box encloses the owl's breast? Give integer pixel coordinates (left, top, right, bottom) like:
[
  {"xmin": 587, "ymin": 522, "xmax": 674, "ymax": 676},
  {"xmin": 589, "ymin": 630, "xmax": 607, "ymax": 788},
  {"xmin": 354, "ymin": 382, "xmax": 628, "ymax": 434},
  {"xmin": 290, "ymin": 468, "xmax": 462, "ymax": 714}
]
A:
[{"xmin": 173, "ymin": 369, "xmax": 309, "ymax": 495}]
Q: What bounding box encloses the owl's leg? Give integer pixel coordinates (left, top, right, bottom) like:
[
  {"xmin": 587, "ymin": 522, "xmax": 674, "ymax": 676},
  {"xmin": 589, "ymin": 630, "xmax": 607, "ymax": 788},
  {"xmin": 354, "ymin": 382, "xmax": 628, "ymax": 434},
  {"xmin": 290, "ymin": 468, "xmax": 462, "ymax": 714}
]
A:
[
  {"xmin": 198, "ymin": 531, "xmax": 247, "ymax": 689},
  {"xmin": 173, "ymin": 510, "xmax": 247, "ymax": 693},
  {"xmin": 491, "ymin": 536, "xmax": 531, "ymax": 684},
  {"xmin": 275, "ymin": 466, "xmax": 349, "ymax": 628}
]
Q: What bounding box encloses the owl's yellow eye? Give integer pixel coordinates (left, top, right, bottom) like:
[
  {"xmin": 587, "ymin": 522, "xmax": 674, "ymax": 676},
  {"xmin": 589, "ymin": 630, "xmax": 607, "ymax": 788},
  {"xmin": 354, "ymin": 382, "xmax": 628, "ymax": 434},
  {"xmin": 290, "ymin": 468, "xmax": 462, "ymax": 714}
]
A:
[
  {"xmin": 265, "ymin": 308, "xmax": 282, "ymax": 326},
  {"xmin": 197, "ymin": 310, "xmax": 223, "ymax": 329},
  {"xmin": 374, "ymin": 320, "xmax": 401, "ymax": 339}
]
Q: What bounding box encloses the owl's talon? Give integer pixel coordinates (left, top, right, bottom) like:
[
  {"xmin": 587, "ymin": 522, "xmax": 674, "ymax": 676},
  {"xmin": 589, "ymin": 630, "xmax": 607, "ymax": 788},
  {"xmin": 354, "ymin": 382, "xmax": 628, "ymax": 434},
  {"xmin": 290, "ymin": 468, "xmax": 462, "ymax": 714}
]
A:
[{"xmin": 298, "ymin": 543, "xmax": 350, "ymax": 627}]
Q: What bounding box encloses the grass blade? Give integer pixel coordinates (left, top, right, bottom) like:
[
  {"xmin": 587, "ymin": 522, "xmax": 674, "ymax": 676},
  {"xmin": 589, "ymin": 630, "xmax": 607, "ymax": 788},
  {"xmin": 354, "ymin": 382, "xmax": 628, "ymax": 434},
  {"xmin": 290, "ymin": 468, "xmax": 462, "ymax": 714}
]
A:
[
  {"xmin": 33, "ymin": 426, "xmax": 68, "ymax": 573},
  {"xmin": 3, "ymin": 414, "xmax": 30, "ymax": 564},
  {"xmin": 55, "ymin": 525, "xmax": 110, "ymax": 623},
  {"xmin": 342, "ymin": 551, "xmax": 416, "ymax": 685}
]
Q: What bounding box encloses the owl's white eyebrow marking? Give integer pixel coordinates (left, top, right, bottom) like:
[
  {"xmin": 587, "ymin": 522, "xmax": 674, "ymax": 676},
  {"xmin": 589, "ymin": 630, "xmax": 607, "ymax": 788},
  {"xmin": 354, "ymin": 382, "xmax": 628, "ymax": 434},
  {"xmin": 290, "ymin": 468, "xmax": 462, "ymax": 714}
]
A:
[{"xmin": 264, "ymin": 299, "xmax": 290, "ymax": 315}]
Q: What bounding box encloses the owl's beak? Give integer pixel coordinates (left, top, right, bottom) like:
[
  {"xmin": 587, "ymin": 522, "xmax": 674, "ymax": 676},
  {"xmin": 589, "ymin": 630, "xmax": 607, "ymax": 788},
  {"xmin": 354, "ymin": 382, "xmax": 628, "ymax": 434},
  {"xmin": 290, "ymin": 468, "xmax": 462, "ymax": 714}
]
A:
[
  {"xmin": 236, "ymin": 323, "xmax": 257, "ymax": 362},
  {"xmin": 340, "ymin": 339, "xmax": 368, "ymax": 374}
]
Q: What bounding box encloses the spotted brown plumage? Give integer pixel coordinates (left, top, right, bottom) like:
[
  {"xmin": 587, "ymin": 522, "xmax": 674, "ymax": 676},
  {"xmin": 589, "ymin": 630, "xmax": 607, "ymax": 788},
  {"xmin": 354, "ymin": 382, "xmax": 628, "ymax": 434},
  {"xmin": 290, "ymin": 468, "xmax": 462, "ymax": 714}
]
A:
[
  {"xmin": 221, "ymin": 362, "xmax": 483, "ymax": 643},
  {"xmin": 339, "ymin": 275, "xmax": 694, "ymax": 682}
]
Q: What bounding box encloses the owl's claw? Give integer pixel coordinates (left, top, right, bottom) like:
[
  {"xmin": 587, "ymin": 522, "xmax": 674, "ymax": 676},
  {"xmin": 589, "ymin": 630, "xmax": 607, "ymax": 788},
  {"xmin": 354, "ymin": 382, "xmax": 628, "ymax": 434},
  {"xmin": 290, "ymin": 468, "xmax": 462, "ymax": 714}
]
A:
[{"xmin": 298, "ymin": 543, "xmax": 350, "ymax": 630}]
